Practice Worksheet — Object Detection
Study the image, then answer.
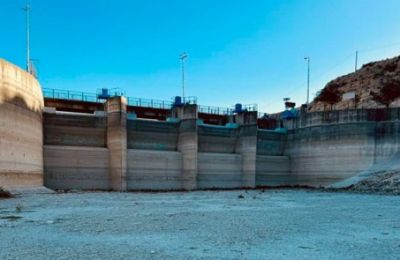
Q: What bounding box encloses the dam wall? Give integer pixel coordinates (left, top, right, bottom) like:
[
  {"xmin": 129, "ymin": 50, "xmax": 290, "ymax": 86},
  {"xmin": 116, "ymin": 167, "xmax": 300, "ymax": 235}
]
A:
[
  {"xmin": 42, "ymin": 101, "xmax": 280, "ymax": 191},
  {"xmin": 42, "ymin": 102, "xmax": 400, "ymax": 190},
  {"xmin": 4, "ymin": 59, "xmax": 400, "ymax": 190},
  {"xmin": 0, "ymin": 59, "xmax": 44, "ymax": 188}
]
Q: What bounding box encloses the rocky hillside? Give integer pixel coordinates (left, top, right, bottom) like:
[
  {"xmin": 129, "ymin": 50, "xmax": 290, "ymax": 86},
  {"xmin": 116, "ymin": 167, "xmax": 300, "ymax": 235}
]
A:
[{"xmin": 309, "ymin": 55, "xmax": 400, "ymax": 111}]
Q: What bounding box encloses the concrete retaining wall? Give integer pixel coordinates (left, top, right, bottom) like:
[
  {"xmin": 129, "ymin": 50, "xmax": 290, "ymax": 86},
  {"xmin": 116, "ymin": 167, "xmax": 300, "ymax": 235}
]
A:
[{"xmin": 0, "ymin": 59, "xmax": 44, "ymax": 188}]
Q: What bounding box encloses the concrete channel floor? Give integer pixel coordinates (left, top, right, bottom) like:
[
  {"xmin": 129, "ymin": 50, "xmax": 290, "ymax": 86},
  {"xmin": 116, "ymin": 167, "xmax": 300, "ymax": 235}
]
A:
[{"xmin": 0, "ymin": 190, "xmax": 399, "ymax": 260}]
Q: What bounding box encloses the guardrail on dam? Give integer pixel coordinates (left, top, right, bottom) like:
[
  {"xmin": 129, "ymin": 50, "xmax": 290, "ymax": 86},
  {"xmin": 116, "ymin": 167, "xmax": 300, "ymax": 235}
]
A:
[{"xmin": 2, "ymin": 58, "xmax": 400, "ymax": 191}]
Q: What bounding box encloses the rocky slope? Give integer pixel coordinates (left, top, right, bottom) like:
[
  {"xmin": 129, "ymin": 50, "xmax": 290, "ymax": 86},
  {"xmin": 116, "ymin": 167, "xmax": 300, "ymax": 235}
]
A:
[
  {"xmin": 341, "ymin": 170, "xmax": 400, "ymax": 195},
  {"xmin": 309, "ymin": 55, "xmax": 400, "ymax": 111}
]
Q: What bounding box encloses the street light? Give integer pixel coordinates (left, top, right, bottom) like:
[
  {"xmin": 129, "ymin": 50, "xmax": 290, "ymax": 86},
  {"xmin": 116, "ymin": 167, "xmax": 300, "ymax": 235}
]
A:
[
  {"xmin": 304, "ymin": 56, "xmax": 310, "ymax": 105},
  {"xmin": 22, "ymin": 2, "xmax": 31, "ymax": 73},
  {"xmin": 180, "ymin": 52, "xmax": 188, "ymax": 101}
]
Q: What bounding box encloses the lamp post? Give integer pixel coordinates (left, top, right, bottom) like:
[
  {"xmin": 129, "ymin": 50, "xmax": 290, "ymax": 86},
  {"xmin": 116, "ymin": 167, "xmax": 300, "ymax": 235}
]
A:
[
  {"xmin": 180, "ymin": 52, "xmax": 188, "ymax": 101},
  {"xmin": 304, "ymin": 56, "xmax": 310, "ymax": 105},
  {"xmin": 22, "ymin": 2, "xmax": 31, "ymax": 73},
  {"xmin": 355, "ymin": 50, "xmax": 358, "ymax": 72}
]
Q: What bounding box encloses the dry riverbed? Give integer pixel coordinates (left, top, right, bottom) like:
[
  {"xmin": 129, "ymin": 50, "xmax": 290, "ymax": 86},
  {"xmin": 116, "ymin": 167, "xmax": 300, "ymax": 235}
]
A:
[{"xmin": 0, "ymin": 190, "xmax": 399, "ymax": 259}]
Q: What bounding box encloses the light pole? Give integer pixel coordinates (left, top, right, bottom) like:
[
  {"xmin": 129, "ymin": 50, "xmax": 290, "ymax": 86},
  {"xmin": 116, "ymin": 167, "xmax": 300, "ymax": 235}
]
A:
[
  {"xmin": 304, "ymin": 56, "xmax": 310, "ymax": 105},
  {"xmin": 355, "ymin": 50, "xmax": 358, "ymax": 72},
  {"xmin": 22, "ymin": 2, "xmax": 31, "ymax": 74},
  {"xmin": 180, "ymin": 52, "xmax": 188, "ymax": 101}
]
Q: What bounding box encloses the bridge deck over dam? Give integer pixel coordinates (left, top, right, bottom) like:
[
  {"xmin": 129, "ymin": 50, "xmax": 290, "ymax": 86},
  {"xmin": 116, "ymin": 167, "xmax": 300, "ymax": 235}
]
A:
[{"xmin": 2, "ymin": 58, "xmax": 400, "ymax": 191}]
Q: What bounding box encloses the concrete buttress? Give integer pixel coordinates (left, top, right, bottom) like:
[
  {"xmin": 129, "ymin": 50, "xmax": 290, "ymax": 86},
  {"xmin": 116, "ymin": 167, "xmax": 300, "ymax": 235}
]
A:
[
  {"xmin": 172, "ymin": 104, "xmax": 198, "ymax": 190},
  {"xmin": 106, "ymin": 97, "xmax": 127, "ymax": 191},
  {"xmin": 235, "ymin": 111, "xmax": 258, "ymax": 188}
]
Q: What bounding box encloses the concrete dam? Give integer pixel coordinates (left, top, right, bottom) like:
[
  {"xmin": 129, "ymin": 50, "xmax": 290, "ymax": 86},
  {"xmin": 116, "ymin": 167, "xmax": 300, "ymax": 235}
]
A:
[{"xmin": 2, "ymin": 58, "xmax": 400, "ymax": 191}]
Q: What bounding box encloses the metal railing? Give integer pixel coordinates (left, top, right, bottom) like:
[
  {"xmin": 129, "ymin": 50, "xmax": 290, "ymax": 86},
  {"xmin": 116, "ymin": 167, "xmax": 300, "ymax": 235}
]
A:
[
  {"xmin": 198, "ymin": 105, "xmax": 233, "ymax": 115},
  {"xmin": 42, "ymin": 88, "xmax": 261, "ymax": 116},
  {"xmin": 42, "ymin": 88, "xmax": 99, "ymax": 103},
  {"xmin": 127, "ymin": 97, "xmax": 173, "ymax": 109}
]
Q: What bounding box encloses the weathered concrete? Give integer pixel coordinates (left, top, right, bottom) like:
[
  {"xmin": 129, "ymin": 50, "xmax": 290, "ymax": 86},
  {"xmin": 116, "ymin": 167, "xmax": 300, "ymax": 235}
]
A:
[
  {"xmin": 198, "ymin": 125, "xmax": 238, "ymax": 153},
  {"xmin": 197, "ymin": 153, "xmax": 242, "ymax": 189},
  {"xmin": 285, "ymin": 123, "xmax": 377, "ymax": 186},
  {"xmin": 127, "ymin": 119, "xmax": 179, "ymax": 151},
  {"xmin": 44, "ymin": 112, "xmax": 107, "ymax": 147},
  {"xmin": 0, "ymin": 59, "xmax": 44, "ymax": 188},
  {"xmin": 44, "ymin": 145, "xmax": 110, "ymax": 190},
  {"xmin": 257, "ymin": 130, "xmax": 286, "ymax": 156},
  {"xmin": 174, "ymin": 105, "xmax": 198, "ymax": 190},
  {"xmin": 106, "ymin": 97, "xmax": 127, "ymax": 191},
  {"xmin": 235, "ymin": 112, "xmax": 258, "ymax": 188},
  {"xmin": 127, "ymin": 149, "xmax": 183, "ymax": 190},
  {"xmin": 256, "ymin": 155, "xmax": 290, "ymax": 186}
]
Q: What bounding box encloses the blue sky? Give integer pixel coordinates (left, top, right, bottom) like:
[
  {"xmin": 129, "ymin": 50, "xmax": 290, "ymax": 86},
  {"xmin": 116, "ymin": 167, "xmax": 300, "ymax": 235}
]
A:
[{"xmin": 1, "ymin": 0, "xmax": 400, "ymax": 112}]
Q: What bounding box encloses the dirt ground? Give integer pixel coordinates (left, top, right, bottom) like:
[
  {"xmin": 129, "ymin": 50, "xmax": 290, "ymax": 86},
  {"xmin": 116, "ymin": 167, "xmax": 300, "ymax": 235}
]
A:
[{"xmin": 0, "ymin": 189, "xmax": 399, "ymax": 260}]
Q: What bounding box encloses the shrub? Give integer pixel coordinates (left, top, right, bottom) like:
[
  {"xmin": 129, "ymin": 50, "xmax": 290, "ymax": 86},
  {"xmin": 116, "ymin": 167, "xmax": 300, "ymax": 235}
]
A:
[
  {"xmin": 315, "ymin": 83, "xmax": 342, "ymax": 110},
  {"xmin": 0, "ymin": 187, "xmax": 12, "ymax": 198},
  {"xmin": 371, "ymin": 79, "xmax": 400, "ymax": 107}
]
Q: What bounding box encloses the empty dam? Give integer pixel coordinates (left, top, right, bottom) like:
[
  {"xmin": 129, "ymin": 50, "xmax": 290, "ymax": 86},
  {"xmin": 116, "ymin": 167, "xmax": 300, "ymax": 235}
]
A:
[{"xmin": 1, "ymin": 58, "xmax": 400, "ymax": 191}]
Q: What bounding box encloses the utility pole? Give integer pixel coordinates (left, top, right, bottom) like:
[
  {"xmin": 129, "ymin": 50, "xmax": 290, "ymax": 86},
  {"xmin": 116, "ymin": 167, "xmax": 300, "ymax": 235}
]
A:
[
  {"xmin": 22, "ymin": 2, "xmax": 31, "ymax": 74},
  {"xmin": 355, "ymin": 50, "xmax": 358, "ymax": 72},
  {"xmin": 180, "ymin": 52, "xmax": 188, "ymax": 101},
  {"xmin": 304, "ymin": 56, "xmax": 310, "ymax": 105}
]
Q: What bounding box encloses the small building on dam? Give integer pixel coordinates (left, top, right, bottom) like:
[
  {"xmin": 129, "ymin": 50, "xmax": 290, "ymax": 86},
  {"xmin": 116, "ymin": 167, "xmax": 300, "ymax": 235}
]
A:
[{"xmin": 2, "ymin": 58, "xmax": 400, "ymax": 191}]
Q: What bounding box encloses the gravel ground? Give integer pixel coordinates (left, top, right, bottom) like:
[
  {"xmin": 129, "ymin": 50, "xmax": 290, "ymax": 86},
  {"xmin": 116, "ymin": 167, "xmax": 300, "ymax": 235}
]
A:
[{"xmin": 0, "ymin": 190, "xmax": 399, "ymax": 260}]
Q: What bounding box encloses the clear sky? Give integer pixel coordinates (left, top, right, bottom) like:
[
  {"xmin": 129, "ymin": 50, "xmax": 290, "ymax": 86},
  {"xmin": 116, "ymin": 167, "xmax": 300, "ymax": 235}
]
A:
[{"xmin": 1, "ymin": 0, "xmax": 400, "ymax": 112}]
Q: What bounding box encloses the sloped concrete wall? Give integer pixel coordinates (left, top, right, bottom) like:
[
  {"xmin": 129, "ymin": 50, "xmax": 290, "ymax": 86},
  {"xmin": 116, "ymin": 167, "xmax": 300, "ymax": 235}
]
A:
[
  {"xmin": 127, "ymin": 149, "xmax": 183, "ymax": 190},
  {"xmin": 0, "ymin": 59, "xmax": 44, "ymax": 188},
  {"xmin": 44, "ymin": 145, "xmax": 109, "ymax": 190}
]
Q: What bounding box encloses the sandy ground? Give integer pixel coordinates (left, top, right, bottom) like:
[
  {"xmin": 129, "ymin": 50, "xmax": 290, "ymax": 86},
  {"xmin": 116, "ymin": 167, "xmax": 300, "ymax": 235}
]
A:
[{"xmin": 0, "ymin": 189, "xmax": 399, "ymax": 260}]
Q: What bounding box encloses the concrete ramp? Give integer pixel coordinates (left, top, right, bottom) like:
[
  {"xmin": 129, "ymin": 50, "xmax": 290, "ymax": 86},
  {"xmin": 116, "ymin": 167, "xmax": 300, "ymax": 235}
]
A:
[{"xmin": 330, "ymin": 151, "xmax": 400, "ymax": 188}]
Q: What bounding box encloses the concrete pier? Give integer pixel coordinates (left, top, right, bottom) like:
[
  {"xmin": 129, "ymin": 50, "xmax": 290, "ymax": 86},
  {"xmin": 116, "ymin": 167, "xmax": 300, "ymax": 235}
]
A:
[
  {"xmin": 235, "ymin": 111, "xmax": 258, "ymax": 188},
  {"xmin": 106, "ymin": 97, "xmax": 127, "ymax": 191},
  {"xmin": 172, "ymin": 105, "xmax": 198, "ymax": 190}
]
